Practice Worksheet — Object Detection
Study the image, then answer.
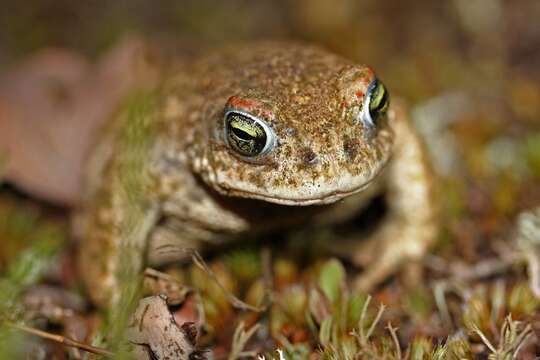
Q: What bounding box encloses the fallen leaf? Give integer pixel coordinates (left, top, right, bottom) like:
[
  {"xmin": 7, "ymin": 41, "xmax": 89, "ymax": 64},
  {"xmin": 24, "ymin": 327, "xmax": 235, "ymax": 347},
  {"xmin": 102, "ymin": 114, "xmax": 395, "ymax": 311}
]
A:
[
  {"xmin": 0, "ymin": 36, "xmax": 160, "ymax": 205},
  {"xmin": 126, "ymin": 295, "xmax": 206, "ymax": 360}
]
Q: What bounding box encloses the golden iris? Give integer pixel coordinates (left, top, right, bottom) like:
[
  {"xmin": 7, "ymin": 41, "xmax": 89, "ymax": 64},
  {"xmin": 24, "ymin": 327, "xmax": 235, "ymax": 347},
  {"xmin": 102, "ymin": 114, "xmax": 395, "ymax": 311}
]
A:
[
  {"xmin": 226, "ymin": 112, "xmax": 268, "ymax": 157},
  {"xmin": 368, "ymin": 80, "xmax": 389, "ymax": 124}
]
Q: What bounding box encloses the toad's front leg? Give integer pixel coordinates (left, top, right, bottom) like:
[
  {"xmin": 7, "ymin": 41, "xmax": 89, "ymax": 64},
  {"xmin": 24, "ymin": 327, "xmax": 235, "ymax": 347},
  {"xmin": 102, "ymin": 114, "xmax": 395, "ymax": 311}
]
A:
[
  {"xmin": 76, "ymin": 167, "xmax": 160, "ymax": 308},
  {"xmin": 75, "ymin": 92, "xmax": 163, "ymax": 308},
  {"xmin": 352, "ymin": 103, "xmax": 438, "ymax": 291}
]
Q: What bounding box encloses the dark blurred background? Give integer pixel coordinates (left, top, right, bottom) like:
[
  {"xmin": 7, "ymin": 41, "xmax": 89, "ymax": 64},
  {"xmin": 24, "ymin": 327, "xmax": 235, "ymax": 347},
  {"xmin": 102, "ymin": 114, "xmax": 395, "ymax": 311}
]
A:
[
  {"xmin": 2, "ymin": 0, "xmax": 540, "ymax": 102},
  {"xmin": 1, "ymin": 0, "xmax": 540, "ymax": 273}
]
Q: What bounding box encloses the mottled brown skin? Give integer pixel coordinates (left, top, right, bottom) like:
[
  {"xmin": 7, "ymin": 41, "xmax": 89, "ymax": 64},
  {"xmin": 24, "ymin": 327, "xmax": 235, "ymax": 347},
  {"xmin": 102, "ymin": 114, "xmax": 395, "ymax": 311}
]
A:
[{"xmin": 76, "ymin": 42, "xmax": 437, "ymax": 307}]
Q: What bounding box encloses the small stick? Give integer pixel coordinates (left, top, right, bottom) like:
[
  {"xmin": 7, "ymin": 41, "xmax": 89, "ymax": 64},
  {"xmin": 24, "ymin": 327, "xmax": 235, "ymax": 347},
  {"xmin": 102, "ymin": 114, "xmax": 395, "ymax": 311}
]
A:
[
  {"xmin": 148, "ymin": 245, "xmax": 270, "ymax": 312},
  {"xmin": 386, "ymin": 322, "xmax": 401, "ymax": 360},
  {"xmin": 191, "ymin": 251, "xmax": 267, "ymax": 312},
  {"xmin": 358, "ymin": 295, "xmax": 371, "ymax": 343},
  {"xmin": 6, "ymin": 322, "xmax": 115, "ymax": 357},
  {"xmin": 366, "ymin": 304, "xmax": 385, "ymax": 340}
]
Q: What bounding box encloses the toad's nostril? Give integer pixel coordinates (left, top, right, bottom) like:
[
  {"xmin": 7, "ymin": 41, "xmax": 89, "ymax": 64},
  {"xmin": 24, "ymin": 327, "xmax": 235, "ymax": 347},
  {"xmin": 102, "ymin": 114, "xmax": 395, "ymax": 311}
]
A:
[{"xmin": 301, "ymin": 148, "xmax": 318, "ymax": 166}]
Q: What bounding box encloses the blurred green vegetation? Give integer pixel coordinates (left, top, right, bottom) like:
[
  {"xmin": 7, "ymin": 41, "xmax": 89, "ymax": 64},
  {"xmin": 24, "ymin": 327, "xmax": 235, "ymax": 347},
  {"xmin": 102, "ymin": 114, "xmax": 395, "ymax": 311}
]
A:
[{"xmin": 0, "ymin": 200, "xmax": 63, "ymax": 358}]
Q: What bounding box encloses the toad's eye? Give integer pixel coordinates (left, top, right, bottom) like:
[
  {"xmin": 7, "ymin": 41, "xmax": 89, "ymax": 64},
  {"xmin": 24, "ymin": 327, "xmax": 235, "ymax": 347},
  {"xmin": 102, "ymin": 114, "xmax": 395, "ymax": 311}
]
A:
[
  {"xmin": 225, "ymin": 111, "xmax": 275, "ymax": 157},
  {"xmin": 361, "ymin": 79, "xmax": 390, "ymax": 127}
]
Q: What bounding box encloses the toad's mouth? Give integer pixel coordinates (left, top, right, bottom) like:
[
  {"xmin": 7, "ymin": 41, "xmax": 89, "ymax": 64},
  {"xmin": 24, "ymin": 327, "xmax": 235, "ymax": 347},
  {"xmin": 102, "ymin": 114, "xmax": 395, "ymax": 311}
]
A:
[
  {"xmin": 212, "ymin": 173, "xmax": 379, "ymax": 206},
  {"xmin": 223, "ymin": 183, "xmax": 373, "ymax": 205}
]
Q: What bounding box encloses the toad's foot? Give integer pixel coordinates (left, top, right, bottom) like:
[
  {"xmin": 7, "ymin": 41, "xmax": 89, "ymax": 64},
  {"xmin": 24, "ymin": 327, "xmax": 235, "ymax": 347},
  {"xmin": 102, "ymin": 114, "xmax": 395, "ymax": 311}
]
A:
[{"xmin": 351, "ymin": 219, "xmax": 435, "ymax": 290}]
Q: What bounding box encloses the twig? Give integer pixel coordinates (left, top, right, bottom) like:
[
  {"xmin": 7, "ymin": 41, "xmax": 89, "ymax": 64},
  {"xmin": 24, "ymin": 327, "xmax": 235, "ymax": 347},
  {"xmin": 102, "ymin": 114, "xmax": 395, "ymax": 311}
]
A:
[
  {"xmin": 228, "ymin": 322, "xmax": 261, "ymax": 360},
  {"xmin": 497, "ymin": 316, "xmax": 533, "ymax": 358},
  {"xmin": 386, "ymin": 322, "xmax": 401, "ymax": 360},
  {"xmin": 511, "ymin": 324, "xmax": 533, "ymax": 357},
  {"xmin": 470, "ymin": 324, "xmax": 496, "ymax": 353},
  {"xmin": 366, "ymin": 304, "xmax": 385, "ymax": 341},
  {"xmin": 358, "ymin": 295, "xmax": 371, "ymax": 342},
  {"xmin": 6, "ymin": 322, "xmax": 114, "ymax": 357},
  {"xmin": 152, "ymin": 246, "xmax": 269, "ymax": 312},
  {"xmin": 191, "ymin": 251, "xmax": 267, "ymax": 312}
]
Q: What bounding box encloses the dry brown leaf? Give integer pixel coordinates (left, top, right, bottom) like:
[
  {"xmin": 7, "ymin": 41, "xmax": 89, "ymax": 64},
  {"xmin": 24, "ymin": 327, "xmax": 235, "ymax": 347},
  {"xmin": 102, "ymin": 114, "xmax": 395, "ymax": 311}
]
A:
[
  {"xmin": 126, "ymin": 295, "xmax": 206, "ymax": 360},
  {"xmin": 0, "ymin": 35, "xmax": 160, "ymax": 205}
]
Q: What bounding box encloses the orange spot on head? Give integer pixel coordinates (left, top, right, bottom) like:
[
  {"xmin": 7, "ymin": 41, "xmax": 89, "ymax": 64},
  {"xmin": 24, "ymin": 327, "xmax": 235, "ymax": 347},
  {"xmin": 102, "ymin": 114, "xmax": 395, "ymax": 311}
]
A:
[
  {"xmin": 227, "ymin": 96, "xmax": 257, "ymax": 110},
  {"xmin": 226, "ymin": 96, "xmax": 275, "ymax": 120},
  {"xmin": 355, "ymin": 90, "xmax": 364, "ymax": 98}
]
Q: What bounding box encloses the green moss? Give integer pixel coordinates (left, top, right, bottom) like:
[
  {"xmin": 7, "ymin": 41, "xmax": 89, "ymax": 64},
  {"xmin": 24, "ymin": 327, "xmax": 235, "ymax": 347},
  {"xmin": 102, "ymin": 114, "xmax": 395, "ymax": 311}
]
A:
[
  {"xmin": 223, "ymin": 248, "xmax": 261, "ymax": 284},
  {"xmin": 0, "ymin": 224, "xmax": 62, "ymax": 359},
  {"xmin": 0, "ymin": 231, "xmax": 61, "ymax": 320},
  {"xmin": 318, "ymin": 258, "xmax": 346, "ymax": 305},
  {"xmin": 405, "ymin": 286, "xmax": 434, "ymax": 321},
  {"xmin": 0, "ymin": 327, "xmax": 27, "ymax": 360}
]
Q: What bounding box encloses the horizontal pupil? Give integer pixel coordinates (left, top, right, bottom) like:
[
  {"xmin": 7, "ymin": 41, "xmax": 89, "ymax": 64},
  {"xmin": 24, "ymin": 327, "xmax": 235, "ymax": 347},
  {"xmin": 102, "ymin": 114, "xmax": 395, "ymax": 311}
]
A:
[{"xmin": 231, "ymin": 126, "xmax": 256, "ymax": 141}]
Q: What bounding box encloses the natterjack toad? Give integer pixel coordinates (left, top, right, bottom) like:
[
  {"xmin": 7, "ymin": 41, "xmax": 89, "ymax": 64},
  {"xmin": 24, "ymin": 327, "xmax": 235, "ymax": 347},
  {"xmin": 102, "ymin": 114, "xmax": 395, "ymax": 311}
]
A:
[{"xmin": 75, "ymin": 41, "xmax": 438, "ymax": 307}]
